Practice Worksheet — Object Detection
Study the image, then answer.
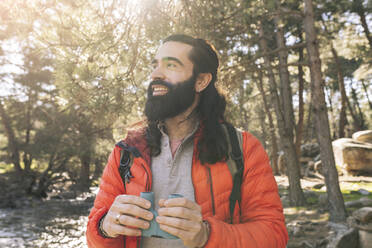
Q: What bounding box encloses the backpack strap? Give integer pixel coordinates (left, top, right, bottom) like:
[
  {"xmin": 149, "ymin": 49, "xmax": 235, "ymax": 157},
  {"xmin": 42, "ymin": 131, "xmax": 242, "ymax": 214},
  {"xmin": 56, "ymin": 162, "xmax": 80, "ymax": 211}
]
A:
[
  {"xmin": 222, "ymin": 123, "xmax": 244, "ymax": 224},
  {"xmin": 116, "ymin": 141, "xmax": 141, "ymax": 191}
]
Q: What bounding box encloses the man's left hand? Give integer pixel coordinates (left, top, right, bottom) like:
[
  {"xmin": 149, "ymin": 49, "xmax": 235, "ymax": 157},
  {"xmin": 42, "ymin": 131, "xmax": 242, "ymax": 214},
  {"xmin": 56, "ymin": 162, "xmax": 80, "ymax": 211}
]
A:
[{"xmin": 157, "ymin": 198, "xmax": 209, "ymax": 248}]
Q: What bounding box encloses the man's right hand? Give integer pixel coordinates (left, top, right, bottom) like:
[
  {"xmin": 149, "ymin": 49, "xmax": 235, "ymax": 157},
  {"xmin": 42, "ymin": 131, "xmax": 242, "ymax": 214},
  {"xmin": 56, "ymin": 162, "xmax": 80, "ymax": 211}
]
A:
[{"xmin": 101, "ymin": 195, "xmax": 154, "ymax": 238}]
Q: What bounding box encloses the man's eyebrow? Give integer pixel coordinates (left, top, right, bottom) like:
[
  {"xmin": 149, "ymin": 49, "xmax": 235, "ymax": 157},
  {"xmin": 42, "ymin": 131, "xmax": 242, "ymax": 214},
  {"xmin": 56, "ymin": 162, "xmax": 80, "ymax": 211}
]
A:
[
  {"xmin": 163, "ymin": 57, "xmax": 184, "ymax": 66},
  {"xmin": 152, "ymin": 57, "xmax": 185, "ymax": 67}
]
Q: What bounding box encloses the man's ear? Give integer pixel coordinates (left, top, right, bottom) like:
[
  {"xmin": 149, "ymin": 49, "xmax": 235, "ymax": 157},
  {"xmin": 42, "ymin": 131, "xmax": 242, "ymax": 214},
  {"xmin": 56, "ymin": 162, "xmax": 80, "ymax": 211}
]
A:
[{"xmin": 195, "ymin": 73, "xmax": 212, "ymax": 93}]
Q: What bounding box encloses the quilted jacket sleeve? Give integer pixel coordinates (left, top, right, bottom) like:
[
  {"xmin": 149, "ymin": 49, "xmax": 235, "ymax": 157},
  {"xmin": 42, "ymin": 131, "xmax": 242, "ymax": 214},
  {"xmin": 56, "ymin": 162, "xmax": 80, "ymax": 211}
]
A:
[
  {"xmin": 86, "ymin": 147, "xmax": 126, "ymax": 248},
  {"xmin": 204, "ymin": 132, "xmax": 288, "ymax": 248}
]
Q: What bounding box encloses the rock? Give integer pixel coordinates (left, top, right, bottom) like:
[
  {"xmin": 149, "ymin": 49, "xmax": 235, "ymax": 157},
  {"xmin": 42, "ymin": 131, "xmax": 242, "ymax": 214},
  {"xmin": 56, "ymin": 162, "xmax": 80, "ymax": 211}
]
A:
[
  {"xmin": 332, "ymin": 138, "xmax": 372, "ymax": 175},
  {"xmin": 353, "ymin": 207, "xmax": 372, "ymax": 223},
  {"xmin": 329, "ymin": 227, "xmax": 359, "ymax": 248},
  {"xmin": 299, "ymin": 240, "xmax": 313, "ymax": 248},
  {"xmin": 301, "ymin": 143, "xmax": 320, "ymax": 157},
  {"xmin": 358, "ymin": 189, "xmax": 371, "ymax": 196},
  {"xmin": 0, "ymin": 238, "xmax": 25, "ymax": 248},
  {"xmin": 348, "ymin": 210, "xmax": 372, "ymax": 248},
  {"xmin": 317, "ymin": 238, "xmax": 329, "ymax": 247},
  {"xmin": 352, "ymin": 130, "xmax": 372, "ymax": 144},
  {"xmin": 313, "ymin": 183, "xmax": 325, "ymax": 189},
  {"xmin": 292, "ymin": 226, "xmax": 304, "ymax": 237},
  {"xmin": 326, "ymin": 222, "xmax": 359, "ymax": 248},
  {"xmin": 359, "ymin": 229, "xmax": 372, "ymax": 248},
  {"xmin": 59, "ymin": 191, "xmax": 77, "ymax": 199},
  {"xmin": 345, "ymin": 197, "xmax": 372, "ymax": 208}
]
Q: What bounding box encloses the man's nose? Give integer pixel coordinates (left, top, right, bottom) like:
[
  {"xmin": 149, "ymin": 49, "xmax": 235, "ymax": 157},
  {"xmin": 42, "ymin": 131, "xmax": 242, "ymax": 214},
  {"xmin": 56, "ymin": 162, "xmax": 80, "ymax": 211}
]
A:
[{"xmin": 150, "ymin": 65, "xmax": 165, "ymax": 81}]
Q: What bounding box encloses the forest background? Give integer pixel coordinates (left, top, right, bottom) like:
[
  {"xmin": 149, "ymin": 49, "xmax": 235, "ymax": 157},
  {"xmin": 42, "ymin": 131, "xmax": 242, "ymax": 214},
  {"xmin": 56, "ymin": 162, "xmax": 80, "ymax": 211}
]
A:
[{"xmin": 0, "ymin": 0, "xmax": 371, "ymax": 225}]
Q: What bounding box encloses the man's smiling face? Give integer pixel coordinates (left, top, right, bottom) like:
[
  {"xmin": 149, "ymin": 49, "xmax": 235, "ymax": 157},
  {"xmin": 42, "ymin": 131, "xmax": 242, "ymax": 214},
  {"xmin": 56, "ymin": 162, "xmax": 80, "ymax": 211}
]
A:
[
  {"xmin": 144, "ymin": 42, "xmax": 198, "ymax": 121},
  {"xmin": 150, "ymin": 41, "xmax": 194, "ymax": 89}
]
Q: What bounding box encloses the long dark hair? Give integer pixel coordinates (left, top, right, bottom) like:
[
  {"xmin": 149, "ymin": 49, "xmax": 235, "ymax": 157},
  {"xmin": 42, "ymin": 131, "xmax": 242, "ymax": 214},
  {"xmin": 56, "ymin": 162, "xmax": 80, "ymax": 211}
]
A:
[{"xmin": 146, "ymin": 34, "xmax": 228, "ymax": 164}]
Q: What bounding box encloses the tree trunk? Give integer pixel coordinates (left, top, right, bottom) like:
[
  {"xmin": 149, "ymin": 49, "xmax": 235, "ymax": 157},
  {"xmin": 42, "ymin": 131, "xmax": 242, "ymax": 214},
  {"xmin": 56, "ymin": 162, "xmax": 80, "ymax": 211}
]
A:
[
  {"xmin": 346, "ymin": 87, "xmax": 362, "ymax": 132},
  {"xmin": 23, "ymin": 101, "xmax": 33, "ymax": 172},
  {"xmin": 325, "ymin": 84, "xmax": 338, "ymax": 139},
  {"xmin": 256, "ymin": 69, "xmax": 279, "ymax": 175},
  {"xmin": 238, "ymin": 82, "xmax": 249, "ymax": 130},
  {"xmin": 258, "ymin": 107, "xmax": 268, "ymax": 150},
  {"xmin": 305, "ymin": 91, "xmax": 313, "ymax": 143},
  {"xmin": 0, "ymin": 101, "xmax": 22, "ymax": 172},
  {"xmin": 353, "ymin": 0, "xmax": 372, "ymax": 49},
  {"xmin": 361, "ymin": 79, "xmax": 372, "ymax": 110},
  {"xmin": 79, "ymin": 150, "xmax": 91, "ymax": 190},
  {"xmin": 93, "ymin": 158, "xmax": 104, "ymax": 181},
  {"xmin": 296, "ymin": 29, "xmax": 305, "ymax": 158},
  {"xmin": 304, "ymin": 0, "xmax": 347, "ymax": 222},
  {"xmin": 330, "ymin": 45, "xmax": 348, "ymax": 138},
  {"xmin": 259, "ymin": 23, "xmax": 305, "ymax": 206},
  {"xmin": 350, "ymin": 84, "xmax": 366, "ymax": 130},
  {"xmin": 78, "ymin": 122, "xmax": 95, "ymax": 190}
]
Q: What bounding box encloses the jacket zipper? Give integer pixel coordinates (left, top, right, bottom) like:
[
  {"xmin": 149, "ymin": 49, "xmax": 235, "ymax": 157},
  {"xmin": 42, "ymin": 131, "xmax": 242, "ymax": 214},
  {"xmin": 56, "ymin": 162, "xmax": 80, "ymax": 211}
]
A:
[
  {"xmin": 206, "ymin": 166, "xmax": 216, "ymax": 215},
  {"xmin": 139, "ymin": 161, "xmax": 150, "ymax": 191}
]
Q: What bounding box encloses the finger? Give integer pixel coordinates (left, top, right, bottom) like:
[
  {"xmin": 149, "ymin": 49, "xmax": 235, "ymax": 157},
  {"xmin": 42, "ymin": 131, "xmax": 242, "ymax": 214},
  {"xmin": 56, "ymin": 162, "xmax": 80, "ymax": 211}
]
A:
[
  {"xmin": 158, "ymin": 199, "xmax": 166, "ymax": 207},
  {"xmin": 158, "ymin": 207, "xmax": 202, "ymax": 222},
  {"xmin": 158, "ymin": 223, "xmax": 192, "ymax": 240},
  {"xmin": 117, "ymin": 214, "xmax": 150, "ymax": 230},
  {"xmin": 111, "ymin": 223, "xmax": 142, "ymax": 237},
  {"xmin": 156, "ymin": 216, "xmax": 201, "ymax": 232},
  {"xmin": 112, "ymin": 203, "xmax": 153, "ymax": 221},
  {"xmin": 164, "ymin": 198, "xmax": 201, "ymax": 212},
  {"xmin": 115, "ymin": 195, "xmax": 151, "ymax": 209}
]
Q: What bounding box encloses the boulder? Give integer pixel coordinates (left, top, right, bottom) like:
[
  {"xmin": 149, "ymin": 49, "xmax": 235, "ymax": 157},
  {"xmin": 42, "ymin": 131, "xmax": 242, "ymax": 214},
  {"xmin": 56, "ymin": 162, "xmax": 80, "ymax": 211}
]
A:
[
  {"xmin": 326, "ymin": 222, "xmax": 359, "ymax": 248},
  {"xmin": 350, "ymin": 207, "xmax": 372, "ymax": 248},
  {"xmin": 345, "ymin": 197, "xmax": 372, "ymax": 208},
  {"xmin": 332, "ymin": 138, "xmax": 372, "ymax": 175},
  {"xmin": 353, "ymin": 207, "xmax": 372, "ymax": 223},
  {"xmin": 352, "ymin": 130, "xmax": 372, "ymax": 144},
  {"xmin": 301, "ymin": 143, "xmax": 320, "ymax": 157},
  {"xmin": 329, "ymin": 228, "xmax": 359, "ymax": 248}
]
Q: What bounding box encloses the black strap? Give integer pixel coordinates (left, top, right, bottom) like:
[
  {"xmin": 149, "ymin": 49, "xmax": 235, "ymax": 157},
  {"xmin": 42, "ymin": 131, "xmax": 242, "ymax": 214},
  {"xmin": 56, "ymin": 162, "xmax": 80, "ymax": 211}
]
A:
[
  {"xmin": 116, "ymin": 141, "xmax": 140, "ymax": 191},
  {"xmin": 225, "ymin": 123, "xmax": 244, "ymax": 224}
]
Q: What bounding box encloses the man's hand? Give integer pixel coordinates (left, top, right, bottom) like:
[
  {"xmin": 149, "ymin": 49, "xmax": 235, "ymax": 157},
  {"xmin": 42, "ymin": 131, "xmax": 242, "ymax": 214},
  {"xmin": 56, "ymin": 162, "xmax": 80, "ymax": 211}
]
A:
[
  {"xmin": 101, "ymin": 195, "xmax": 154, "ymax": 238},
  {"xmin": 156, "ymin": 198, "xmax": 209, "ymax": 248}
]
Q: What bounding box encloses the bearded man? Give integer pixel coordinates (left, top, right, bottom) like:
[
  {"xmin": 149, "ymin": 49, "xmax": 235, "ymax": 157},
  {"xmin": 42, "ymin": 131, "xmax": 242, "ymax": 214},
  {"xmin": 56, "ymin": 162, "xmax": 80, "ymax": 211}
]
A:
[{"xmin": 86, "ymin": 34, "xmax": 288, "ymax": 248}]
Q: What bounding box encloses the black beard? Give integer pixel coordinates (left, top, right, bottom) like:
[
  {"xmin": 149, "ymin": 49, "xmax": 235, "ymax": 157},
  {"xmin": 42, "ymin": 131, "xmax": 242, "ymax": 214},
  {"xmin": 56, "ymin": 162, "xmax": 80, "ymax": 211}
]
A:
[{"xmin": 144, "ymin": 74, "xmax": 197, "ymax": 121}]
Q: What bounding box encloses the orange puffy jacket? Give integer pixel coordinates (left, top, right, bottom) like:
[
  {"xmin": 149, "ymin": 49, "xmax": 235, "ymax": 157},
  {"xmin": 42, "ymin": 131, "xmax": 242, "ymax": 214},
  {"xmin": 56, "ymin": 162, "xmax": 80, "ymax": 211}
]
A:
[{"xmin": 86, "ymin": 127, "xmax": 288, "ymax": 247}]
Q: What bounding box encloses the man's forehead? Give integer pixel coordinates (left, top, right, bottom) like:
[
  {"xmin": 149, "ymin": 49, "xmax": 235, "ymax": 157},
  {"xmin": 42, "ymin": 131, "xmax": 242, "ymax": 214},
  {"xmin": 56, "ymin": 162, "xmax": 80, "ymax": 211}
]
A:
[{"xmin": 155, "ymin": 41, "xmax": 193, "ymax": 63}]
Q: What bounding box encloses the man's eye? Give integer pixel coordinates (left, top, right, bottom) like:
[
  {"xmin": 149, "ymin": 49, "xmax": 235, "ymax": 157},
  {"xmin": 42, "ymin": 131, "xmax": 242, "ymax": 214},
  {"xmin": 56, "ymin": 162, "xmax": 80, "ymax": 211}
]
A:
[{"xmin": 167, "ymin": 63, "xmax": 177, "ymax": 68}]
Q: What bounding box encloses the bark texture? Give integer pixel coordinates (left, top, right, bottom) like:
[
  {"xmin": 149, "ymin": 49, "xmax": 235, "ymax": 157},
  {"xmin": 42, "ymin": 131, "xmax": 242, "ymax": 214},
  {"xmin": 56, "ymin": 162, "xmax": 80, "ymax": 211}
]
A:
[
  {"xmin": 330, "ymin": 45, "xmax": 348, "ymax": 138},
  {"xmin": 259, "ymin": 22, "xmax": 305, "ymax": 206},
  {"xmin": 304, "ymin": 0, "xmax": 347, "ymax": 222},
  {"xmin": 256, "ymin": 69, "xmax": 279, "ymax": 175}
]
